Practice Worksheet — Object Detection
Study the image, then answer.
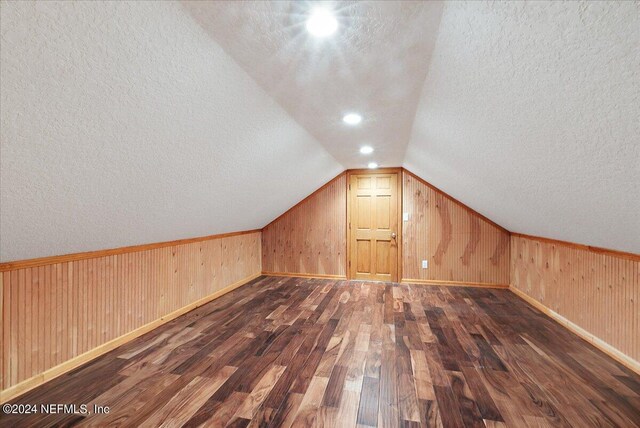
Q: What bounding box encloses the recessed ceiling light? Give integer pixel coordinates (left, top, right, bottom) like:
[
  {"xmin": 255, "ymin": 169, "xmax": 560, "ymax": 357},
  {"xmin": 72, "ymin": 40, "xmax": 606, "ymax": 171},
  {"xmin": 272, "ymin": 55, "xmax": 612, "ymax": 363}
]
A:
[
  {"xmin": 360, "ymin": 146, "xmax": 374, "ymax": 154},
  {"xmin": 368, "ymin": 162, "xmax": 378, "ymax": 169},
  {"xmin": 306, "ymin": 8, "xmax": 338, "ymax": 38},
  {"xmin": 343, "ymin": 113, "xmax": 362, "ymax": 125}
]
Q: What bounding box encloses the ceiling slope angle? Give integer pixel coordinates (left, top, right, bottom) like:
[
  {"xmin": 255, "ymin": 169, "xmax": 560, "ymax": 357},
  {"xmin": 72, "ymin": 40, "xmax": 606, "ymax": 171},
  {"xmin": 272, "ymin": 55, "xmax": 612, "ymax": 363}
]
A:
[
  {"xmin": 0, "ymin": 1, "xmax": 343, "ymax": 262},
  {"xmin": 404, "ymin": 1, "xmax": 640, "ymax": 254},
  {"xmin": 180, "ymin": 0, "xmax": 444, "ymax": 168}
]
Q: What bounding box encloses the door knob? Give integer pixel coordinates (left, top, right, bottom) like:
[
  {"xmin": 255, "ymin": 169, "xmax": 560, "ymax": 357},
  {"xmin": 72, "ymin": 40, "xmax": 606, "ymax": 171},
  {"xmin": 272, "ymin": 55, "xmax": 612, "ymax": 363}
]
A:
[{"xmin": 391, "ymin": 232, "xmax": 397, "ymax": 239}]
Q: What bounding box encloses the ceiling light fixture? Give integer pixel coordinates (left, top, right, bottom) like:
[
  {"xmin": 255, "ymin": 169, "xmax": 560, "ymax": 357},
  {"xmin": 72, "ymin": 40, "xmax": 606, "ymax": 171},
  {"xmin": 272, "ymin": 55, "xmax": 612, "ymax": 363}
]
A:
[
  {"xmin": 306, "ymin": 8, "xmax": 338, "ymax": 38},
  {"xmin": 343, "ymin": 113, "xmax": 362, "ymax": 125},
  {"xmin": 360, "ymin": 146, "xmax": 374, "ymax": 154},
  {"xmin": 368, "ymin": 162, "xmax": 378, "ymax": 169}
]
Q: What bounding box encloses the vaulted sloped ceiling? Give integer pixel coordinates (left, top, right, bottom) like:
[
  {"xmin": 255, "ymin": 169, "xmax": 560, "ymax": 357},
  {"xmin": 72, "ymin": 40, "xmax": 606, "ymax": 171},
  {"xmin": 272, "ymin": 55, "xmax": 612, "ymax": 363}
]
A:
[
  {"xmin": 0, "ymin": 1, "xmax": 342, "ymax": 261},
  {"xmin": 404, "ymin": 1, "xmax": 640, "ymax": 254},
  {"xmin": 180, "ymin": 0, "xmax": 444, "ymax": 167},
  {"xmin": 182, "ymin": 0, "xmax": 640, "ymax": 254},
  {"xmin": 2, "ymin": 1, "xmax": 638, "ymax": 261}
]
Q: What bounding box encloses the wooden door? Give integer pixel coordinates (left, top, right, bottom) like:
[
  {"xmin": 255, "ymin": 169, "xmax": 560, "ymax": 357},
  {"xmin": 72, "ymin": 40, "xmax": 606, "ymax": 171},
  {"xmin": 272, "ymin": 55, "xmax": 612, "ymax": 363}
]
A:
[{"xmin": 348, "ymin": 172, "xmax": 400, "ymax": 281}]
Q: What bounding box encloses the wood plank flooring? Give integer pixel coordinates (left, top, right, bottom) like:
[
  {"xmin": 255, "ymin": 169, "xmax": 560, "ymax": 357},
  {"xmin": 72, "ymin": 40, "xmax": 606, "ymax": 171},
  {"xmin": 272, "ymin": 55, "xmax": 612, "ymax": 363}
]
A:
[{"xmin": 2, "ymin": 276, "xmax": 639, "ymax": 427}]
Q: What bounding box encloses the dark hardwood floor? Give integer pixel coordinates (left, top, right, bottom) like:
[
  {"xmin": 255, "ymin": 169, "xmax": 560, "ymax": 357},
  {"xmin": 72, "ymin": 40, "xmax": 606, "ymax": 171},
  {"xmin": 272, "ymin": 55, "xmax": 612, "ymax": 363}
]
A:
[{"xmin": 3, "ymin": 276, "xmax": 639, "ymax": 427}]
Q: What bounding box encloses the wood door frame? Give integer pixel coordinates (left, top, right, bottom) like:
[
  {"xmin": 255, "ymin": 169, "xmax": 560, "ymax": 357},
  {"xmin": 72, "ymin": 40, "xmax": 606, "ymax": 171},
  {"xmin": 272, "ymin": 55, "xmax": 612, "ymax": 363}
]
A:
[{"xmin": 346, "ymin": 168, "xmax": 403, "ymax": 281}]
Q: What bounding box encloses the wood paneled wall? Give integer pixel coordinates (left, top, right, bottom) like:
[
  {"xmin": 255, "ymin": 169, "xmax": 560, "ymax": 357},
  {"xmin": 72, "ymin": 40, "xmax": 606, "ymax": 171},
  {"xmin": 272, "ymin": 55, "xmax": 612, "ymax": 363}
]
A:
[
  {"xmin": 511, "ymin": 234, "xmax": 639, "ymax": 369},
  {"xmin": 1, "ymin": 231, "xmax": 261, "ymax": 399},
  {"xmin": 262, "ymin": 169, "xmax": 509, "ymax": 285},
  {"xmin": 402, "ymin": 171, "xmax": 510, "ymax": 285},
  {"xmin": 262, "ymin": 173, "xmax": 347, "ymax": 277}
]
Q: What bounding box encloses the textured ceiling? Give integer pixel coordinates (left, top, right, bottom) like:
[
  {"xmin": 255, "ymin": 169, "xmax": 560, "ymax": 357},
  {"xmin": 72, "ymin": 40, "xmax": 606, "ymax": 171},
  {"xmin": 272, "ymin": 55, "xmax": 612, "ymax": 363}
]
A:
[
  {"xmin": 0, "ymin": 1, "xmax": 342, "ymax": 261},
  {"xmin": 1, "ymin": 1, "xmax": 638, "ymax": 261},
  {"xmin": 405, "ymin": 1, "xmax": 640, "ymax": 253},
  {"xmin": 181, "ymin": 0, "xmax": 443, "ymax": 168}
]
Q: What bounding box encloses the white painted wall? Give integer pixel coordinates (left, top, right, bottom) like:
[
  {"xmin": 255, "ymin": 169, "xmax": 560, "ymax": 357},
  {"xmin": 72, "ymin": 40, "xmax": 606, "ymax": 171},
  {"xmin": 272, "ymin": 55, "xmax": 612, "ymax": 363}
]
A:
[
  {"xmin": 405, "ymin": 1, "xmax": 640, "ymax": 253},
  {"xmin": 0, "ymin": 1, "xmax": 343, "ymax": 261}
]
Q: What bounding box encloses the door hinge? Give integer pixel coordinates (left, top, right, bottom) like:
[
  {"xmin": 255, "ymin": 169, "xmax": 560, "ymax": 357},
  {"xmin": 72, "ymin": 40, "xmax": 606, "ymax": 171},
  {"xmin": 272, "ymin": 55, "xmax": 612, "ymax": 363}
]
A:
[
  {"xmin": 349, "ymin": 222, "xmax": 351, "ymax": 230},
  {"xmin": 348, "ymin": 184, "xmax": 351, "ymax": 190},
  {"xmin": 348, "ymin": 261, "xmax": 351, "ymax": 268}
]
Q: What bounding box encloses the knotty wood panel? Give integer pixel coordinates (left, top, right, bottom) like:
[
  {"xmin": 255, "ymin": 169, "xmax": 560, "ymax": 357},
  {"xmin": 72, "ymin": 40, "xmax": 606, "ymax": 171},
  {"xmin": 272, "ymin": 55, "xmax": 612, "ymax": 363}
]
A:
[
  {"xmin": 511, "ymin": 234, "xmax": 639, "ymax": 367},
  {"xmin": 1, "ymin": 231, "xmax": 261, "ymax": 393},
  {"xmin": 262, "ymin": 174, "xmax": 347, "ymax": 277},
  {"xmin": 402, "ymin": 171, "xmax": 510, "ymax": 285},
  {"xmin": 263, "ymin": 169, "xmax": 509, "ymax": 284}
]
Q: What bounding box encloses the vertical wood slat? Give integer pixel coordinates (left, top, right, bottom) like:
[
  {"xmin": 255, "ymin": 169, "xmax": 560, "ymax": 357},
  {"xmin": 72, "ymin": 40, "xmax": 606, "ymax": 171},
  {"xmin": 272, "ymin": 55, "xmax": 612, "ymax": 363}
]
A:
[
  {"xmin": 262, "ymin": 174, "xmax": 347, "ymax": 277},
  {"xmin": 10, "ymin": 270, "xmax": 18, "ymax": 387},
  {"xmin": 1, "ymin": 231, "xmax": 261, "ymax": 392},
  {"xmin": 0, "ymin": 272, "xmax": 4, "ymax": 390},
  {"xmin": 510, "ymin": 235, "xmax": 639, "ymax": 364},
  {"xmin": 262, "ymin": 170, "xmax": 509, "ymax": 285},
  {"xmin": 401, "ymin": 172, "xmax": 510, "ymax": 284}
]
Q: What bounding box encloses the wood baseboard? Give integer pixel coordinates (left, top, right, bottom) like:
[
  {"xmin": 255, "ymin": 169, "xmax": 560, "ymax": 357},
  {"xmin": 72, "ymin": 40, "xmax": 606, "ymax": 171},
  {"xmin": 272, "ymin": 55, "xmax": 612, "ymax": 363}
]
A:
[
  {"xmin": 401, "ymin": 278, "xmax": 509, "ymax": 289},
  {"xmin": 509, "ymin": 285, "xmax": 639, "ymax": 375},
  {"xmin": 263, "ymin": 274, "xmax": 507, "ymax": 288},
  {"xmin": 0, "ymin": 272, "xmax": 262, "ymax": 403},
  {"xmin": 262, "ymin": 271, "xmax": 347, "ymax": 280}
]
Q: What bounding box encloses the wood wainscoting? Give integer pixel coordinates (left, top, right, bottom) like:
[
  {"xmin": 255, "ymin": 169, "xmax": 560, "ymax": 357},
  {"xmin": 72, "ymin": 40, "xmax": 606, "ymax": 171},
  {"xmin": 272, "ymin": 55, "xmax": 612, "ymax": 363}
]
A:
[
  {"xmin": 262, "ymin": 173, "xmax": 347, "ymax": 278},
  {"xmin": 510, "ymin": 234, "xmax": 639, "ymax": 373},
  {"xmin": 0, "ymin": 230, "xmax": 262, "ymax": 402},
  {"xmin": 402, "ymin": 171, "xmax": 510, "ymax": 286}
]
